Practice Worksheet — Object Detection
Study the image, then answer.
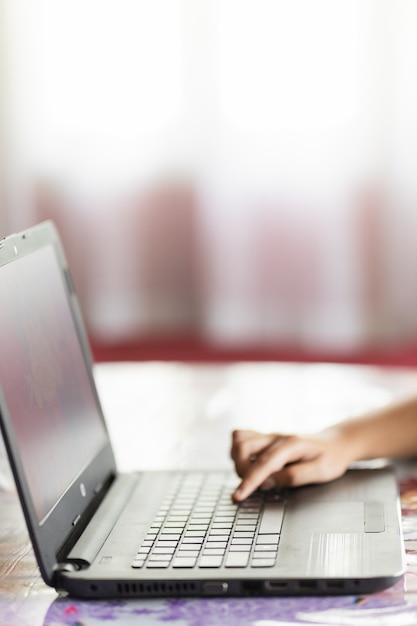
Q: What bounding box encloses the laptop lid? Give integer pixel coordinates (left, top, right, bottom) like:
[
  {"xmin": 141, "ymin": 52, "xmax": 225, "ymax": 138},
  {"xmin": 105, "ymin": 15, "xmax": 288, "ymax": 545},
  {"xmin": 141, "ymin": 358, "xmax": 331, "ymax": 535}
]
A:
[{"xmin": 0, "ymin": 221, "xmax": 117, "ymax": 586}]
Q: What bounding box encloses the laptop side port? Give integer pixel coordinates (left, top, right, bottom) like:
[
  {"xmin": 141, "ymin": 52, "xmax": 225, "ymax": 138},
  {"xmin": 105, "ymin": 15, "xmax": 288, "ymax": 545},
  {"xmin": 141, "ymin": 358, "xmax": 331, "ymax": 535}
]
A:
[
  {"xmin": 265, "ymin": 580, "xmax": 289, "ymax": 592},
  {"xmin": 202, "ymin": 582, "xmax": 228, "ymax": 595},
  {"xmin": 297, "ymin": 580, "xmax": 318, "ymax": 591},
  {"xmin": 326, "ymin": 580, "xmax": 344, "ymax": 588}
]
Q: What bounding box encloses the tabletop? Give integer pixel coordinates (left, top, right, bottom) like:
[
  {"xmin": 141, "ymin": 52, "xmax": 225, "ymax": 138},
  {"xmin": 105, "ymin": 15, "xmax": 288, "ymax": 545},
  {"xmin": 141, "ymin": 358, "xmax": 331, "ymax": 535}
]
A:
[{"xmin": 2, "ymin": 361, "xmax": 417, "ymax": 626}]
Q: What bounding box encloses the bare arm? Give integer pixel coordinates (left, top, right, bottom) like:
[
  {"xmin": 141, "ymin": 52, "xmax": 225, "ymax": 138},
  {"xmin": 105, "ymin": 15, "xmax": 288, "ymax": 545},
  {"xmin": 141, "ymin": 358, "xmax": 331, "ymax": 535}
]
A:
[{"xmin": 231, "ymin": 394, "xmax": 417, "ymax": 502}]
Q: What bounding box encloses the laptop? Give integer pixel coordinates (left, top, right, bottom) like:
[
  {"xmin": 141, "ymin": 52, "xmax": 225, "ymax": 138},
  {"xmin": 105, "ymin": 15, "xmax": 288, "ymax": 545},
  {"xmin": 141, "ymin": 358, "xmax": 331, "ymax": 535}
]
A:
[{"xmin": 0, "ymin": 220, "xmax": 405, "ymax": 598}]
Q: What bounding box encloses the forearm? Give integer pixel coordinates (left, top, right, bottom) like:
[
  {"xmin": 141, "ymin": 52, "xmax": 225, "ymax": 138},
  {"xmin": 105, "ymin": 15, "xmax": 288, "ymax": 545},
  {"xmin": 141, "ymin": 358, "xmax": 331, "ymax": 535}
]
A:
[{"xmin": 330, "ymin": 395, "xmax": 417, "ymax": 463}]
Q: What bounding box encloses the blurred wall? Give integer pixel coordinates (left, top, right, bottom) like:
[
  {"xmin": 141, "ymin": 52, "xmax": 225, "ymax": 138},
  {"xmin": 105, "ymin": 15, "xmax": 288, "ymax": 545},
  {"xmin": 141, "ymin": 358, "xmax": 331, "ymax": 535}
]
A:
[{"xmin": 2, "ymin": 1, "xmax": 417, "ymax": 351}]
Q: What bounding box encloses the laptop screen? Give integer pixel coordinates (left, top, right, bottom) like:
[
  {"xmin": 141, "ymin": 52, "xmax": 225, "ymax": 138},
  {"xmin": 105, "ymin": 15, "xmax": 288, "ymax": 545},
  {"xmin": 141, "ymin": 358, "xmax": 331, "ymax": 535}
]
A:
[{"xmin": 0, "ymin": 244, "xmax": 107, "ymax": 523}]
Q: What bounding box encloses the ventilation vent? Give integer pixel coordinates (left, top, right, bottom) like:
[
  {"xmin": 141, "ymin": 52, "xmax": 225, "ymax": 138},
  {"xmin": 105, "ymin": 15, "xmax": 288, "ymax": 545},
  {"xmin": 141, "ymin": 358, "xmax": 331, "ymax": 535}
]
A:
[{"xmin": 116, "ymin": 581, "xmax": 197, "ymax": 597}]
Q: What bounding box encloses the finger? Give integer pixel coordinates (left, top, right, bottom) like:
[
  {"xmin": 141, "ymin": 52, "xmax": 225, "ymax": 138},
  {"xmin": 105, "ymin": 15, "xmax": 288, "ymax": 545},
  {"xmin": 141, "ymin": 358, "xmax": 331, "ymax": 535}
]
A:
[
  {"xmin": 231, "ymin": 430, "xmax": 281, "ymax": 458},
  {"xmin": 231, "ymin": 430, "xmax": 274, "ymax": 455},
  {"xmin": 272, "ymin": 455, "xmax": 346, "ymax": 488},
  {"xmin": 232, "ymin": 438, "xmax": 291, "ymax": 500},
  {"xmin": 232, "ymin": 437, "xmax": 317, "ymax": 500},
  {"xmin": 231, "ymin": 429, "xmax": 259, "ymax": 442},
  {"xmin": 231, "ymin": 431, "xmax": 281, "ymax": 477}
]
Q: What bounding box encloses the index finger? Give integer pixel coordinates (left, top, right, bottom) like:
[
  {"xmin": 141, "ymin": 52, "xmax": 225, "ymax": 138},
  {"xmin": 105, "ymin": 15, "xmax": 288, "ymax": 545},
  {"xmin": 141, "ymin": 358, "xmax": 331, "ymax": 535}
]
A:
[
  {"xmin": 231, "ymin": 430, "xmax": 281, "ymax": 477},
  {"xmin": 232, "ymin": 436, "xmax": 307, "ymax": 501}
]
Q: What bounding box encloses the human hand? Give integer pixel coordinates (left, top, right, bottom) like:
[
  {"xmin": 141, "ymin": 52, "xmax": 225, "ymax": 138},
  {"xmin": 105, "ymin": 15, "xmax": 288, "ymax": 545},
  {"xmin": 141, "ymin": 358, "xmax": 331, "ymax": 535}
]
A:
[{"xmin": 230, "ymin": 428, "xmax": 354, "ymax": 501}]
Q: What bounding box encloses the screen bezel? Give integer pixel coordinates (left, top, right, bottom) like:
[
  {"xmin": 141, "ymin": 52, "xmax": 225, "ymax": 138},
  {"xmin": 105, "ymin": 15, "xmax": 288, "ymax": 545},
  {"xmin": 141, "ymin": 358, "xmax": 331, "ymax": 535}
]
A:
[{"xmin": 0, "ymin": 221, "xmax": 117, "ymax": 586}]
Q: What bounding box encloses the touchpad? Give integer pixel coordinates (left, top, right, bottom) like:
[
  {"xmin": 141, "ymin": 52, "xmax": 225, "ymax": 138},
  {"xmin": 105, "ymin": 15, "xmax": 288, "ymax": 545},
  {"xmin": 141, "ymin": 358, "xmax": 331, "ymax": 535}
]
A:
[{"xmin": 286, "ymin": 501, "xmax": 371, "ymax": 534}]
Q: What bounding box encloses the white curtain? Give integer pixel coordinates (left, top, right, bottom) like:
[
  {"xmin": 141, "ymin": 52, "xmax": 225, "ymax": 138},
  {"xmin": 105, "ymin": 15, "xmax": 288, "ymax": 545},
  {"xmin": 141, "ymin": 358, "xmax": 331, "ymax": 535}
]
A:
[{"xmin": 1, "ymin": 0, "xmax": 417, "ymax": 349}]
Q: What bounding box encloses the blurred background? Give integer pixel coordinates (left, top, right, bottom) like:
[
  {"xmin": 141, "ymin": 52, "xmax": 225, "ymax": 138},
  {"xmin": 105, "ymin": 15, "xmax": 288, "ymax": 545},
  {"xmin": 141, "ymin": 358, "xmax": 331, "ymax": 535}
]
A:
[{"xmin": 1, "ymin": 0, "xmax": 417, "ymax": 364}]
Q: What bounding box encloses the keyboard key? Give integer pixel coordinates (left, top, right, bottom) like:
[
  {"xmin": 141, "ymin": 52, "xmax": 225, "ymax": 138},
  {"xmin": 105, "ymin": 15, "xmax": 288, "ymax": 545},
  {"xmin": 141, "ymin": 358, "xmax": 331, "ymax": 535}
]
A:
[
  {"xmin": 149, "ymin": 554, "xmax": 174, "ymax": 562},
  {"xmin": 236, "ymin": 521, "xmax": 256, "ymax": 532},
  {"xmin": 231, "ymin": 537, "xmax": 253, "ymax": 545},
  {"xmin": 205, "ymin": 541, "xmax": 228, "ymax": 549},
  {"xmin": 182, "ymin": 537, "xmax": 204, "ymax": 544},
  {"xmin": 225, "ymin": 552, "xmax": 250, "ymax": 567},
  {"xmin": 178, "ymin": 543, "xmax": 200, "ymax": 551},
  {"xmin": 258, "ymin": 502, "xmax": 286, "ymax": 534},
  {"xmin": 207, "ymin": 536, "xmax": 230, "ymax": 545},
  {"xmin": 228, "ymin": 544, "xmax": 252, "ymax": 552},
  {"xmin": 152, "ymin": 546, "xmax": 176, "ymax": 555},
  {"xmin": 254, "ymin": 545, "xmax": 278, "ymax": 552},
  {"xmin": 172, "ymin": 557, "xmax": 197, "ymax": 568},
  {"xmin": 131, "ymin": 559, "xmax": 145, "ymax": 569},
  {"xmin": 146, "ymin": 561, "xmax": 170, "ymax": 569},
  {"xmin": 170, "ymin": 508, "xmax": 192, "ymax": 514},
  {"xmin": 160, "ymin": 533, "xmax": 181, "ymax": 541},
  {"xmin": 202, "ymin": 548, "xmax": 225, "ymax": 556},
  {"xmin": 256, "ymin": 534, "xmax": 280, "ymax": 545},
  {"xmin": 194, "ymin": 503, "xmax": 215, "ymax": 509},
  {"xmin": 145, "ymin": 533, "xmax": 158, "ymax": 540},
  {"xmin": 199, "ymin": 555, "xmax": 223, "ymax": 568},
  {"xmin": 251, "ymin": 558, "xmax": 276, "ymax": 567},
  {"xmin": 176, "ymin": 550, "xmax": 199, "ymax": 558},
  {"xmin": 185, "ymin": 531, "xmax": 206, "ymax": 538},
  {"xmin": 211, "ymin": 522, "xmax": 234, "ymax": 529},
  {"xmin": 155, "ymin": 540, "xmax": 178, "ymax": 548}
]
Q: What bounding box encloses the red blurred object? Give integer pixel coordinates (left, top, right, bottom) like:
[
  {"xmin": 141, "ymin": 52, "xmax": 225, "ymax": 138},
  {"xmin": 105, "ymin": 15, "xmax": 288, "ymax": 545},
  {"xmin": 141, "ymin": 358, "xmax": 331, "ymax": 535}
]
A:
[{"xmin": 91, "ymin": 335, "xmax": 417, "ymax": 367}]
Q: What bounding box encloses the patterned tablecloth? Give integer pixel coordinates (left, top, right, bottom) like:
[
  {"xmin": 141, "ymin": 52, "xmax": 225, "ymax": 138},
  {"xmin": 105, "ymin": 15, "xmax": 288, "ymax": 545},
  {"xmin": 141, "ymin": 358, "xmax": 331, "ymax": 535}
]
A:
[{"xmin": 2, "ymin": 362, "xmax": 417, "ymax": 626}]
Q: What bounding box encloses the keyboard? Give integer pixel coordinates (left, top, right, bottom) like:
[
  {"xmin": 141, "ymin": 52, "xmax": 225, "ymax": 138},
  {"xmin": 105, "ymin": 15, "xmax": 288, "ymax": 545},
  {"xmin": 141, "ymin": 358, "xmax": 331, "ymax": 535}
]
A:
[{"xmin": 131, "ymin": 471, "xmax": 286, "ymax": 570}]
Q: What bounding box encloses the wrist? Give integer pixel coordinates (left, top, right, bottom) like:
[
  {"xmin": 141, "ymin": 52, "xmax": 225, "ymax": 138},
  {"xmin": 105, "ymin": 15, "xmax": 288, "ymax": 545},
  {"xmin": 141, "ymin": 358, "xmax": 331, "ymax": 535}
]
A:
[{"xmin": 326, "ymin": 422, "xmax": 368, "ymax": 465}]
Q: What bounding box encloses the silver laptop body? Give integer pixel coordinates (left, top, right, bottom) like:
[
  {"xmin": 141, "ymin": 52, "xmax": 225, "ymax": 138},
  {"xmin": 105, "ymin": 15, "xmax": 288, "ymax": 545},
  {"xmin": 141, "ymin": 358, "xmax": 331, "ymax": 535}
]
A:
[{"xmin": 0, "ymin": 221, "xmax": 405, "ymax": 597}]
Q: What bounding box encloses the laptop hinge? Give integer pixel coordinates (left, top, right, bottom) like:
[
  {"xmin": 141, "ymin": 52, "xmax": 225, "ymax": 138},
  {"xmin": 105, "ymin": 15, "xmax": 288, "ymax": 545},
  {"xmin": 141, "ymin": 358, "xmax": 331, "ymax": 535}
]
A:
[{"xmin": 56, "ymin": 473, "xmax": 139, "ymax": 571}]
